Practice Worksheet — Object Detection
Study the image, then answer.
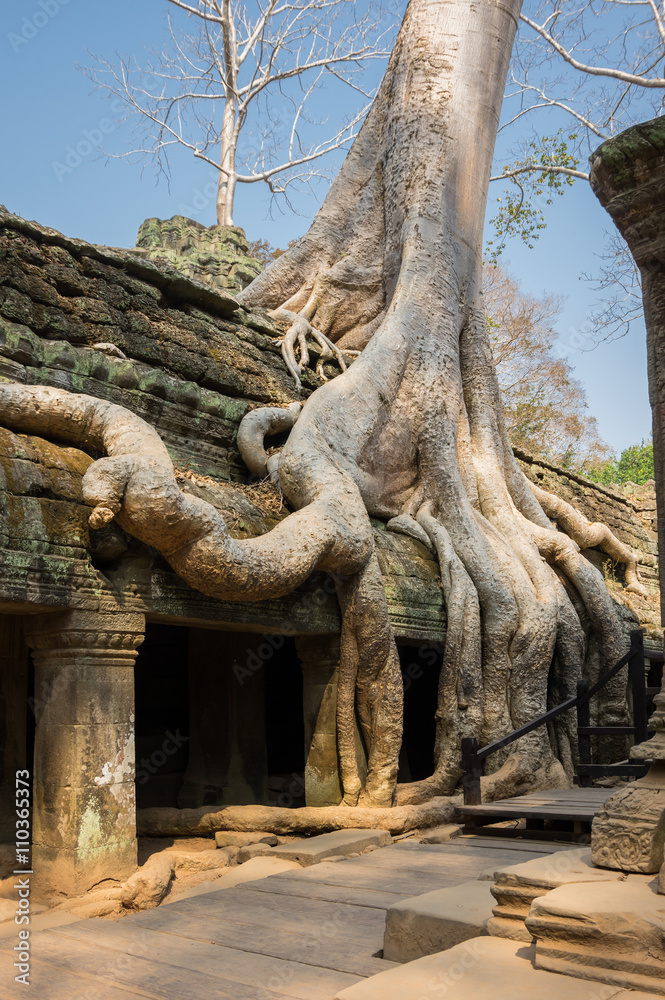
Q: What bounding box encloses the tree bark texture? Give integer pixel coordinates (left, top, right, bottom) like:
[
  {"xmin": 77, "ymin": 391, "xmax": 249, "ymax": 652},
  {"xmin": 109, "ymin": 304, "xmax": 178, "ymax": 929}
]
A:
[{"xmin": 0, "ymin": 0, "xmax": 642, "ymax": 812}]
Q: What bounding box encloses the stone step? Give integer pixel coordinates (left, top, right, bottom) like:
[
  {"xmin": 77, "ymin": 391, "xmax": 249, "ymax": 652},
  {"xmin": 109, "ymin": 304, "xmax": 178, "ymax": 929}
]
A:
[
  {"xmin": 527, "ymin": 877, "xmax": 665, "ymax": 996},
  {"xmin": 333, "ymin": 937, "xmax": 660, "ymax": 1000},
  {"xmin": 383, "ymin": 879, "xmax": 495, "ymax": 962},
  {"xmin": 488, "ymin": 847, "xmax": 626, "ymax": 942},
  {"xmin": 245, "ymin": 828, "xmax": 392, "ymax": 867}
]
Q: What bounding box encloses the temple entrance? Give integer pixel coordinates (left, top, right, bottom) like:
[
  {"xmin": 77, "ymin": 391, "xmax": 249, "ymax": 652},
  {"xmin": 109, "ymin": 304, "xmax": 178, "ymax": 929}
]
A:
[
  {"xmin": 398, "ymin": 641, "xmax": 443, "ymax": 783},
  {"xmin": 134, "ymin": 624, "xmax": 305, "ymax": 810}
]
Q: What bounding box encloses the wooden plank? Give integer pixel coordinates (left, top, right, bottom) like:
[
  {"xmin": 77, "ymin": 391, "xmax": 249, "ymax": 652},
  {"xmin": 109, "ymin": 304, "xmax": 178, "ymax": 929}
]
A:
[
  {"xmin": 10, "ymin": 930, "xmax": 322, "ymax": 1000},
  {"xmin": 127, "ymin": 906, "xmax": 391, "ymax": 978},
  {"xmin": 0, "ymin": 948, "xmax": 151, "ymax": 1000},
  {"xmin": 456, "ymin": 804, "xmax": 598, "ymax": 820},
  {"xmin": 51, "ymin": 920, "xmax": 360, "ymax": 1000}
]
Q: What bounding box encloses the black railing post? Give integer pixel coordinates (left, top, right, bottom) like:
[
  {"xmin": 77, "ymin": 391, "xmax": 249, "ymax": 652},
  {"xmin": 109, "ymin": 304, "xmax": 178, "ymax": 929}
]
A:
[
  {"xmin": 577, "ymin": 678, "xmax": 592, "ymax": 787},
  {"xmin": 629, "ymin": 629, "xmax": 648, "ymax": 745},
  {"xmin": 461, "ymin": 737, "xmax": 482, "ymax": 805}
]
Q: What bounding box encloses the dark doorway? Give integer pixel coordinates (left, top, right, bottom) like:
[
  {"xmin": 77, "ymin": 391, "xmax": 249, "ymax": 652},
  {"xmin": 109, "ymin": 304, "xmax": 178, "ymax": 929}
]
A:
[
  {"xmin": 398, "ymin": 641, "xmax": 443, "ymax": 782},
  {"xmin": 264, "ymin": 637, "xmax": 305, "ymax": 806},
  {"xmin": 135, "ymin": 623, "xmax": 190, "ymax": 809}
]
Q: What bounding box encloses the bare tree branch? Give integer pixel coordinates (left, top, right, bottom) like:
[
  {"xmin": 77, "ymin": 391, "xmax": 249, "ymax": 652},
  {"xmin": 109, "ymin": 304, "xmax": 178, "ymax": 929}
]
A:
[{"xmin": 84, "ymin": 0, "xmax": 395, "ymax": 226}]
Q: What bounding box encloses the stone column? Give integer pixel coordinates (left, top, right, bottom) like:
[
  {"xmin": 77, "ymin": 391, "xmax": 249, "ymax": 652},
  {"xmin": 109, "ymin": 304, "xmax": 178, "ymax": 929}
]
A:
[
  {"xmin": 0, "ymin": 615, "xmax": 29, "ymax": 842},
  {"xmin": 179, "ymin": 629, "xmax": 268, "ymax": 808},
  {"xmin": 296, "ymin": 635, "xmax": 366, "ymax": 807},
  {"xmin": 24, "ymin": 609, "xmax": 144, "ymax": 898}
]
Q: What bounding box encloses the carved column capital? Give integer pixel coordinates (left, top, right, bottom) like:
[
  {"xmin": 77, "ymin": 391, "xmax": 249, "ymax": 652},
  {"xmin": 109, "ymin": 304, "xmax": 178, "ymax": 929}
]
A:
[{"xmin": 24, "ymin": 609, "xmax": 145, "ymax": 663}]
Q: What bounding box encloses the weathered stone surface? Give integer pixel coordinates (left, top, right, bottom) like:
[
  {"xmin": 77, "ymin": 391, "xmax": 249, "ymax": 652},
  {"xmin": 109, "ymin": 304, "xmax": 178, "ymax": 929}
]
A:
[
  {"xmin": 527, "ymin": 878, "xmax": 665, "ymax": 995},
  {"xmin": 383, "ymin": 880, "xmax": 494, "ymax": 962},
  {"xmin": 488, "ymin": 848, "xmax": 627, "ymax": 942},
  {"xmin": 0, "ymin": 207, "xmax": 653, "ymax": 653},
  {"xmin": 592, "ymin": 766, "xmax": 665, "ymax": 873},
  {"xmin": 214, "ymin": 830, "xmax": 278, "ymax": 847},
  {"xmin": 24, "ymin": 609, "xmax": 145, "ymax": 899},
  {"xmin": 590, "ymin": 116, "xmax": 665, "ymax": 627},
  {"xmin": 135, "ymin": 216, "xmax": 263, "ymax": 294},
  {"xmin": 518, "ymin": 449, "xmax": 661, "ymax": 647},
  {"xmin": 257, "ymin": 828, "xmax": 391, "ymax": 866},
  {"xmin": 592, "ymin": 678, "xmax": 665, "ymax": 874},
  {"xmin": 419, "ymin": 824, "xmax": 462, "ymax": 843},
  {"xmin": 334, "ymin": 936, "xmax": 625, "ymax": 1000},
  {"xmin": 236, "ymin": 842, "xmax": 276, "ymax": 864}
]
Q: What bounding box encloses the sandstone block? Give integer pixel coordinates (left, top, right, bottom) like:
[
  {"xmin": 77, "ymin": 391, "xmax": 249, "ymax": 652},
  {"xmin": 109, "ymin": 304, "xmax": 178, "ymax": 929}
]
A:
[
  {"xmin": 236, "ymin": 843, "xmax": 274, "ymax": 864},
  {"xmin": 527, "ymin": 877, "xmax": 665, "ymax": 995},
  {"xmin": 334, "ymin": 936, "xmax": 626, "ymax": 1000},
  {"xmin": 419, "ymin": 824, "xmax": 462, "ymax": 843},
  {"xmin": 488, "ymin": 848, "xmax": 625, "ymax": 942},
  {"xmin": 383, "ymin": 880, "xmax": 495, "ymax": 962},
  {"xmin": 214, "ymin": 830, "xmax": 278, "ymax": 848},
  {"xmin": 253, "ymin": 828, "xmax": 391, "ymax": 867},
  {"xmin": 592, "ymin": 771, "xmax": 665, "ymax": 874}
]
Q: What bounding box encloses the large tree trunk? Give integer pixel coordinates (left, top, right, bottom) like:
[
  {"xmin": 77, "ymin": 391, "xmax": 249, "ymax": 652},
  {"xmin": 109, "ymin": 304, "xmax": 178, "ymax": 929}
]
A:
[{"xmin": 0, "ymin": 0, "xmax": 636, "ymax": 811}]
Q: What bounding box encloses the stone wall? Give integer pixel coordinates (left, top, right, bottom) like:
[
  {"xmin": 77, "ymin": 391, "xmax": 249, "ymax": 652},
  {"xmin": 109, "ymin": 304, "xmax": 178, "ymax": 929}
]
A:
[{"xmin": 516, "ymin": 449, "xmax": 661, "ymax": 648}]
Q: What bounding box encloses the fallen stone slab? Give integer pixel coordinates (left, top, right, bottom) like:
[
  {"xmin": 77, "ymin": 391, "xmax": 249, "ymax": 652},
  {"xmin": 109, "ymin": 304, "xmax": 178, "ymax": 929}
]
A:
[
  {"xmin": 137, "ymin": 796, "xmax": 455, "ymax": 837},
  {"xmin": 254, "ymin": 828, "xmax": 391, "ymax": 867},
  {"xmin": 419, "ymin": 824, "xmax": 462, "ymax": 843},
  {"xmin": 383, "ymin": 880, "xmax": 495, "ymax": 962},
  {"xmin": 527, "ymin": 877, "xmax": 665, "ymax": 995},
  {"xmin": 333, "ymin": 936, "xmax": 629, "ymax": 1000},
  {"xmin": 214, "ymin": 831, "xmax": 279, "ymax": 848},
  {"xmin": 488, "ymin": 847, "xmax": 626, "ymax": 942}
]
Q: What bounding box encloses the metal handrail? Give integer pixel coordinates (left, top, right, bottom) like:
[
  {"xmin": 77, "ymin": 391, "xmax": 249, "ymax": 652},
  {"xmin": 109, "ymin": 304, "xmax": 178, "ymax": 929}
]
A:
[{"xmin": 461, "ymin": 629, "xmax": 648, "ymax": 805}]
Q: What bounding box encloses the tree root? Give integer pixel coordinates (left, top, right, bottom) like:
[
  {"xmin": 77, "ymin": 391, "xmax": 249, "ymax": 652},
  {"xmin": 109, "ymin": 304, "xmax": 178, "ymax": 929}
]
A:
[
  {"xmin": 236, "ymin": 401, "xmax": 302, "ymax": 484},
  {"xmin": 531, "ymin": 481, "xmax": 648, "ymax": 596},
  {"xmin": 270, "ymin": 307, "xmax": 349, "ymax": 387},
  {"xmin": 137, "ymin": 798, "xmax": 456, "ymax": 837}
]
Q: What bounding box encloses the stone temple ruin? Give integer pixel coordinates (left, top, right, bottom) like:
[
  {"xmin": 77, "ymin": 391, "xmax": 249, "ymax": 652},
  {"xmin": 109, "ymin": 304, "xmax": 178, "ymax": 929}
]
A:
[{"xmin": 0, "ymin": 204, "xmax": 662, "ymax": 912}]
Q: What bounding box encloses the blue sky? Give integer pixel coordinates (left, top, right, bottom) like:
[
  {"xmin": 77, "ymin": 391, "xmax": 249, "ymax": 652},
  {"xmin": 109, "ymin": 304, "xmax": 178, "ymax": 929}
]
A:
[{"xmin": 0, "ymin": 0, "xmax": 653, "ymax": 455}]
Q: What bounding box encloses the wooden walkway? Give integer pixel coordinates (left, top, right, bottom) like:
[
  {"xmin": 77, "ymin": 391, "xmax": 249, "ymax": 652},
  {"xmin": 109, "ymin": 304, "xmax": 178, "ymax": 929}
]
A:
[
  {"xmin": 456, "ymin": 787, "xmax": 616, "ymax": 835},
  {"xmin": 1, "ymin": 836, "xmax": 567, "ymax": 1000}
]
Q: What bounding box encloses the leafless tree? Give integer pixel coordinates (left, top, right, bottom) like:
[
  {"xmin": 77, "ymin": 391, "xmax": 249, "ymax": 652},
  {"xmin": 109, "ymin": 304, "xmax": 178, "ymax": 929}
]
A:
[{"xmin": 86, "ymin": 0, "xmax": 394, "ymax": 226}]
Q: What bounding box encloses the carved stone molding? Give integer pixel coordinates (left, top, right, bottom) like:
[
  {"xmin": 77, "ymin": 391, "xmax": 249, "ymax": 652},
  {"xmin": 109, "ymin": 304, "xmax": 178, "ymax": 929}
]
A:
[
  {"xmin": 591, "ymin": 771, "xmax": 665, "ymax": 873},
  {"xmin": 591, "ymin": 655, "xmax": 665, "ymax": 873},
  {"xmin": 24, "ymin": 609, "xmax": 145, "ymax": 662}
]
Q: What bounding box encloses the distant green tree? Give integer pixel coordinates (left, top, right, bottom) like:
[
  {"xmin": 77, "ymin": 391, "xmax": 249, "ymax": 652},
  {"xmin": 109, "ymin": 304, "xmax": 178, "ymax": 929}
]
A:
[
  {"xmin": 584, "ymin": 440, "xmax": 654, "ymax": 487},
  {"xmin": 246, "ymin": 237, "xmax": 299, "ymax": 268}
]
